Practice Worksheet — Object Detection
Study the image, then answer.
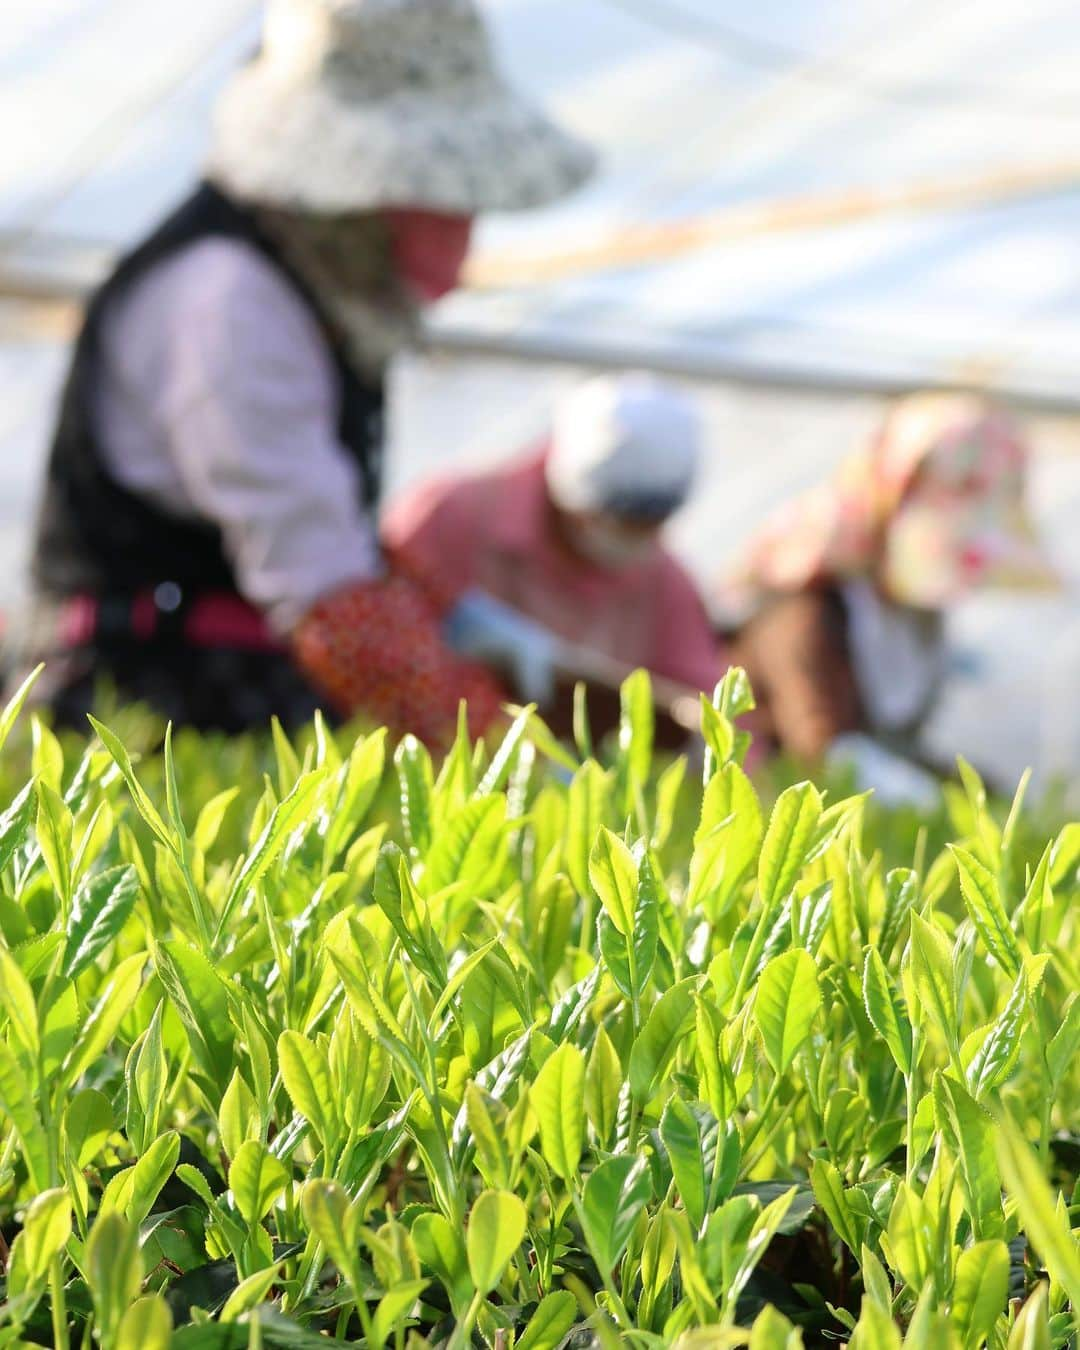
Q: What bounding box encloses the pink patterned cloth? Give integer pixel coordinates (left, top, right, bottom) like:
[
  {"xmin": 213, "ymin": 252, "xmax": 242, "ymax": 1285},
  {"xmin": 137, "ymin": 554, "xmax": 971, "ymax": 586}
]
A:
[
  {"xmin": 721, "ymin": 393, "xmax": 1056, "ymax": 614},
  {"xmin": 383, "ymin": 449, "xmax": 723, "ymax": 694}
]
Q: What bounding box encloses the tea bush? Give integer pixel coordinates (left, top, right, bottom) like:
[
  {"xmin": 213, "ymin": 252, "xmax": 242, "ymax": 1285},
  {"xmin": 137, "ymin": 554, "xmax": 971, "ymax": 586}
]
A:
[{"xmin": 0, "ymin": 667, "xmax": 1077, "ymax": 1349}]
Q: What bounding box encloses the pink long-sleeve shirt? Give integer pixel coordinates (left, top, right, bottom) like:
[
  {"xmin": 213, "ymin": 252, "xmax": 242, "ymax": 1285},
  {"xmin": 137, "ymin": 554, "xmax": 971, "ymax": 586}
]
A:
[
  {"xmin": 382, "ymin": 451, "xmax": 722, "ymax": 694},
  {"xmin": 94, "ymin": 236, "xmax": 381, "ymax": 633}
]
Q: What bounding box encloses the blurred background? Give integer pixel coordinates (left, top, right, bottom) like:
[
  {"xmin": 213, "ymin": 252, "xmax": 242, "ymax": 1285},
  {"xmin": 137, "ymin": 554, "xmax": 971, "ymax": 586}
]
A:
[{"xmin": 2, "ymin": 0, "xmax": 1080, "ymax": 788}]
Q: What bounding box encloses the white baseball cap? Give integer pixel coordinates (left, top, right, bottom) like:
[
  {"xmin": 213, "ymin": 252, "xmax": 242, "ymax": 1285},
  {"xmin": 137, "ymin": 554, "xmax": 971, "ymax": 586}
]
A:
[{"xmin": 544, "ymin": 373, "xmax": 702, "ymax": 521}]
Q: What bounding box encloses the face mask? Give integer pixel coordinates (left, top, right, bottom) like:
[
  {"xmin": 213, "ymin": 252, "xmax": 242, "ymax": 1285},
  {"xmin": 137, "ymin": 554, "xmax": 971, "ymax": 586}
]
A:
[
  {"xmin": 573, "ymin": 516, "xmax": 659, "ymax": 571},
  {"xmin": 383, "ymin": 209, "xmax": 474, "ymax": 303}
]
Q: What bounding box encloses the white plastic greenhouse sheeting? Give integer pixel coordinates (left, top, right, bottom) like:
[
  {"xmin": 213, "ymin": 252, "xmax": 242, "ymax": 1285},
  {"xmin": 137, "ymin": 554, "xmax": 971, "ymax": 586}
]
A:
[
  {"xmin": 4, "ymin": 0, "xmax": 1080, "ymax": 398},
  {"xmin": 1, "ymin": 0, "xmax": 1080, "ymax": 786}
]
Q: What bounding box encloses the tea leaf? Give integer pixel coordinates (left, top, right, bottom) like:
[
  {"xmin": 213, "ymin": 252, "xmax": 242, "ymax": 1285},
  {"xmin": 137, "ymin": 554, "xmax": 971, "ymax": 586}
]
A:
[
  {"xmin": 950, "ymin": 847, "xmax": 1021, "ymax": 980},
  {"xmin": 302, "ymin": 1179, "xmax": 362, "ymax": 1290},
  {"xmin": 566, "ymin": 760, "xmax": 608, "ymax": 897},
  {"xmin": 754, "ymin": 950, "xmax": 821, "ymax": 1076},
  {"xmin": 466, "ymin": 1189, "xmax": 527, "ymax": 1294},
  {"xmin": 909, "ymin": 912, "xmax": 959, "ymax": 1059},
  {"xmin": 532, "ymin": 1041, "xmax": 585, "ymax": 1180},
  {"xmin": 933, "ymin": 1075, "xmax": 1000, "ymax": 1236},
  {"xmin": 758, "ymin": 783, "xmax": 822, "ymax": 912},
  {"xmin": 580, "ymin": 1153, "xmax": 653, "ymax": 1274},
  {"xmin": 63, "ymin": 864, "xmax": 139, "ymax": 979},
  {"xmin": 589, "ymin": 826, "xmax": 639, "ymax": 938},
  {"xmin": 395, "ymin": 734, "xmax": 434, "ymax": 855},
  {"xmin": 516, "ymin": 1290, "xmax": 579, "ymax": 1350},
  {"xmin": 585, "ymin": 1025, "xmax": 623, "ymax": 1150},
  {"xmin": 1006, "ymin": 1283, "xmax": 1051, "ymax": 1350},
  {"xmin": 951, "ymin": 1239, "xmax": 1009, "ymax": 1349},
  {"xmin": 115, "ymin": 1295, "xmax": 172, "ymax": 1350},
  {"xmin": 862, "ymin": 948, "xmax": 912, "ymax": 1075},
  {"xmin": 0, "ymin": 942, "xmax": 39, "ymax": 1059},
  {"xmin": 995, "ymin": 1120, "xmax": 1080, "ymax": 1309},
  {"xmin": 20, "ymin": 1188, "xmax": 71, "ymax": 1283},
  {"xmin": 86, "ymin": 1211, "xmax": 143, "ymax": 1345},
  {"xmin": 278, "ymin": 1030, "xmax": 339, "ymax": 1155},
  {"xmin": 629, "ymin": 977, "xmax": 698, "ymax": 1101}
]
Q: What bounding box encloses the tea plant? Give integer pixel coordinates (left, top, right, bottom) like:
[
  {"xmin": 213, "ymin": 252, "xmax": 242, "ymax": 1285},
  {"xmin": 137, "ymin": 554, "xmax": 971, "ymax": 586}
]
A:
[{"xmin": 0, "ymin": 667, "xmax": 1076, "ymax": 1348}]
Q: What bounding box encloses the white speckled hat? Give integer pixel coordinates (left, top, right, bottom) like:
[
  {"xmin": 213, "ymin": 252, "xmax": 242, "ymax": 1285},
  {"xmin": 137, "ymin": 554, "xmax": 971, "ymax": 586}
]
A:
[{"xmin": 207, "ymin": 0, "xmax": 595, "ymax": 215}]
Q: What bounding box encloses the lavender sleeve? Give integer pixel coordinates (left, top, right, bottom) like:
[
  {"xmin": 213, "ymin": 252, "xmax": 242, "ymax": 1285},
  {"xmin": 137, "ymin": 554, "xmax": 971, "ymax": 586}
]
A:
[{"xmin": 95, "ymin": 238, "xmax": 381, "ymax": 634}]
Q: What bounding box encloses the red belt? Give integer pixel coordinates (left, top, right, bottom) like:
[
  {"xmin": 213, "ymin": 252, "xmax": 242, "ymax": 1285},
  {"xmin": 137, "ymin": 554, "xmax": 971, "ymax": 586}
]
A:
[{"xmin": 55, "ymin": 590, "xmax": 286, "ymax": 652}]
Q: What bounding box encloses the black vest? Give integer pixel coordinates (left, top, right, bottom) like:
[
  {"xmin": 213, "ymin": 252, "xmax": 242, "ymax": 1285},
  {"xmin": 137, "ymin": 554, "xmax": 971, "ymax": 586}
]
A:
[{"xmin": 32, "ymin": 182, "xmax": 383, "ymax": 599}]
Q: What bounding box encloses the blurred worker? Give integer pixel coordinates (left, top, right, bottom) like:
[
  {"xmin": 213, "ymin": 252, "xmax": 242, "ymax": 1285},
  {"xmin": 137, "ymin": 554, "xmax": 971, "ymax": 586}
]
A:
[
  {"xmin": 12, "ymin": 0, "xmax": 592, "ymax": 741},
  {"xmin": 718, "ymin": 393, "xmax": 1057, "ymax": 803},
  {"xmin": 383, "ymin": 373, "xmax": 723, "ymax": 739}
]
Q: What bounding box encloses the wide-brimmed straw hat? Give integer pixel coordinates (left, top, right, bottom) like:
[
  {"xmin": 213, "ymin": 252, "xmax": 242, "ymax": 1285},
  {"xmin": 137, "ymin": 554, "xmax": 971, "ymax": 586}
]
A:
[{"xmin": 207, "ymin": 0, "xmax": 595, "ymax": 215}]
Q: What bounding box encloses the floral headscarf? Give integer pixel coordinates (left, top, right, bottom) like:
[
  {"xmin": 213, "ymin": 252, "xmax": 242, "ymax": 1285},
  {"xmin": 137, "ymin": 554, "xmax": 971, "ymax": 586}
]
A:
[{"xmin": 722, "ymin": 393, "xmax": 1057, "ymax": 615}]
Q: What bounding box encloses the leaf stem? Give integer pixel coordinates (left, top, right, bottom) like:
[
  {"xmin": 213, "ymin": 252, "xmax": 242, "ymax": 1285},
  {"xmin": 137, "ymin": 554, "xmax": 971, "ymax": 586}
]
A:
[{"xmin": 50, "ymin": 1255, "xmax": 70, "ymax": 1350}]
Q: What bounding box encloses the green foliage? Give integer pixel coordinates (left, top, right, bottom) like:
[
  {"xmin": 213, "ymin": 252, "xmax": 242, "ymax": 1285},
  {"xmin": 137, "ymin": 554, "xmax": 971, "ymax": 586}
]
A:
[{"xmin": 0, "ymin": 668, "xmax": 1076, "ymax": 1347}]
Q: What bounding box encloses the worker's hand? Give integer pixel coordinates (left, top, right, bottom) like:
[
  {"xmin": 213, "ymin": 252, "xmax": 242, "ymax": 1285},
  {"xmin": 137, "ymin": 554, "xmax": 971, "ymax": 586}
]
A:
[
  {"xmin": 825, "ymin": 732, "xmax": 940, "ymax": 810},
  {"xmin": 443, "ymin": 588, "xmax": 560, "ymax": 708}
]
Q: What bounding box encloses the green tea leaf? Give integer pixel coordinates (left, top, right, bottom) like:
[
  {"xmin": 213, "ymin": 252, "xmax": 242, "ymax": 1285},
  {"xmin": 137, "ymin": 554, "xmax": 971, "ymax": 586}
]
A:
[
  {"xmin": 618, "ymin": 668, "xmax": 654, "ymax": 798},
  {"xmin": 589, "ymin": 826, "xmax": 639, "ymax": 937},
  {"xmin": 0, "ymin": 942, "xmax": 39, "ymax": 1059},
  {"xmin": 693, "ymin": 763, "xmax": 763, "ymax": 918},
  {"xmin": 1045, "ymin": 994, "xmax": 1080, "ymax": 1089},
  {"xmin": 933, "ymin": 1074, "xmax": 1001, "ymax": 1236},
  {"xmin": 566, "ymin": 760, "xmax": 608, "ymax": 898},
  {"xmin": 412, "ymin": 1210, "xmax": 470, "ymax": 1312},
  {"xmin": 695, "ymin": 995, "xmax": 738, "ymax": 1120},
  {"xmin": 516, "ymin": 1290, "xmax": 579, "ymax": 1350},
  {"xmin": 951, "ymin": 1239, "xmax": 1009, "ymax": 1350},
  {"xmin": 36, "ymin": 779, "xmax": 74, "ymax": 910},
  {"xmin": 229, "ymin": 1140, "xmax": 288, "ymax": 1225},
  {"xmin": 965, "ymin": 971, "xmax": 1027, "ymax": 1099},
  {"xmin": 754, "ymin": 949, "xmax": 821, "ymax": 1076},
  {"xmin": 218, "ymin": 1068, "xmax": 259, "ymax": 1161},
  {"xmin": 1006, "ymin": 1283, "xmax": 1051, "ymax": 1350},
  {"xmin": 809, "ymin": 1158, "xmax": 860, "ymax": 1256},
  {"xmin": 0, "ymin": 664, "xmax": 43, "ymax": 757},
  {"xmin": 909, "ymin": 912, "xmax": 959, "ymax": 1058},
  {"xmin": 848, "ymin": 1299, "xmax": 902, "ymax": 1349},
  {"xmin": 758, "ymin": 782, "xmax": 822, "ymax": 912},
  {"xmin": 63, "ymin": 1088, "xmax": 113, "ymax": 1168},
  {"xmin": 87, "ymin": 1211, "xmax": 144, "ymax": 1345},
  {"xmin": 88, "ymin": 716, "xmax": 174, "ymax": 848},
  {"xmin": 749, "ymin": 1305, "xmax": 802, "ymax": 1349},
  {"xmin": 580, "ymin": 1153, "xmax": 653, "ymax": 1274},
  {"xmin": 629, "ymin": 977, "xmax": 698, "ymax": 1101},
  {"xmin": 531, "ymin": 1041, "xmax": 585, "ymax": 1180},
  {"xmin": 995, "ymin": 1120, "xmax": 1080, "ymax": 1309},
  {"xmin": 278, "ymin": 1030, "xmax": 339, "ymax": 1155},
  {"xmin": 466, "ymin": 1189, "xmax": 527, "ymax": 1294},
  {"xmin": 217, "ymin": 768, "xmax": 326, "ymax": 934},
  {"xmin": 63, "ymin": 864, "xmax": 139, "ymax": 979},
  {"xmin": 302, "ymin": 1179, "xmax": 362, "ymax": 1290},
  {"xmin": 862, "ymin": 948, "xmax": 912, "ymax": 1075},
  {"xmin": 660, "ymin": 1097, "xmax": 713, "ymax": 1231},
  {"xmin": 156, "ymin": 939, "xmax": 234, "ymax": 1096},
  {"xmin": 0, "ymin": 780, "xmax": 36, "ymax": 875},
  {"xmin": 585, "ymin": 1025, "xmax": 623, "ymax": 1150},
  {"xmin": 395, "ymin": 733, "xmax": 435, "ymax": 855},
  {"xmin": 220, "ymin": 1265, "xmax": 283, "ymax": 1322},
  {"xmin": 950, "ymin": 846, "xmax": 1021, "ymax": 980},
  {"xmin": 20, "ymin": 1188, "xmax": 71, "ymax": 1283},
  {"xmin": 62, "ymin": 950, "xmax": 146, "ymax": 1085},
  {"xmin": 115, "ymin": 1295, "xmax": 172, "ymax": 1350},
  {"xmin": 426, "ymin": 793, "xmax": 506, "ymax": 894}
]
